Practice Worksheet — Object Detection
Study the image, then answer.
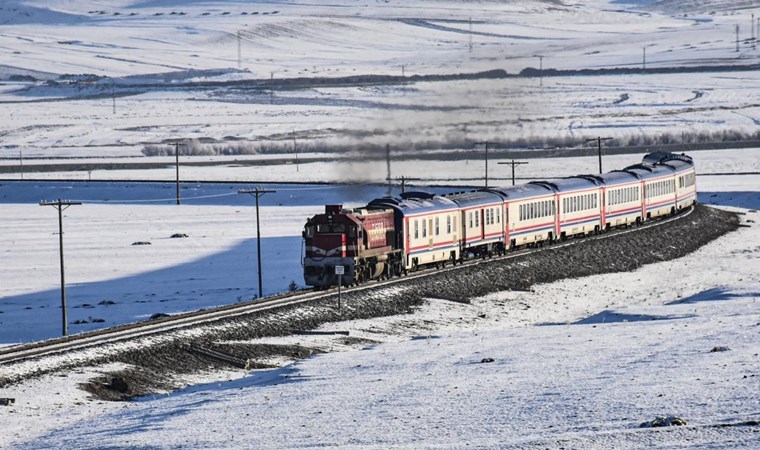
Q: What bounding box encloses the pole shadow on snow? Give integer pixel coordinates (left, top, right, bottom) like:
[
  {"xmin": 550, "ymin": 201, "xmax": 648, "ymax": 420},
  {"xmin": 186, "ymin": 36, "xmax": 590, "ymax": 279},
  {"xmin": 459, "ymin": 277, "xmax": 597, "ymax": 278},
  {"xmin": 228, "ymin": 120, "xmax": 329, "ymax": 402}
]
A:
[
  {"xmin": 698, "ymin": 191, "xmax": 760, "ymax": 210},
  {"xmin": 0, "ymin": 236, "xmax": 302, "ymax": 344}
]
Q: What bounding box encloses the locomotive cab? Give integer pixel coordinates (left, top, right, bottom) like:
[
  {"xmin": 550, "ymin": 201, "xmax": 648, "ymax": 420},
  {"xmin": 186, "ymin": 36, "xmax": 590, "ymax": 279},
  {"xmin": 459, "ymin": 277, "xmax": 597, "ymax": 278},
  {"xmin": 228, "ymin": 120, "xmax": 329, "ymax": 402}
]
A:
[{"xmin": 302, "ymin": 204, "xmax": 401, "ymax": 288}]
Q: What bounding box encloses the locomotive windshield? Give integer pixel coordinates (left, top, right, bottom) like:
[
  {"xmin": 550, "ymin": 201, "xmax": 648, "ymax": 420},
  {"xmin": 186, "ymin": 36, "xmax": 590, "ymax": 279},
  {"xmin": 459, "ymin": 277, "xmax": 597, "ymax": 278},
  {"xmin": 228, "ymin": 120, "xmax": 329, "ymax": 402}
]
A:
[{"xmin": 315, "ymin": 223, "xmax": 346, "ymax": 233}]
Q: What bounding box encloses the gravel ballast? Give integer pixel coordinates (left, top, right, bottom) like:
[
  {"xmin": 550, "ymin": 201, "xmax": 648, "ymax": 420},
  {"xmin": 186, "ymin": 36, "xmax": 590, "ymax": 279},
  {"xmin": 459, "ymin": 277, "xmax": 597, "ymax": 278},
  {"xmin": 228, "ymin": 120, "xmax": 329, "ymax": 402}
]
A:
[{"xmin": 0, "ymin": 205, "xmax": 740, "ymax": 397}]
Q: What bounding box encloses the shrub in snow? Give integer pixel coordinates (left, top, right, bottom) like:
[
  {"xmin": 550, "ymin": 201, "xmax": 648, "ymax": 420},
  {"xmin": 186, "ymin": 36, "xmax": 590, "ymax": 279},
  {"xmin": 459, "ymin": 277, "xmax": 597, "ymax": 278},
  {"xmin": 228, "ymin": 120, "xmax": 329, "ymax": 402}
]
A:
[
  {"xmin": 109, "ymin": 377, "xmax": 129, "ymax": 393},
  {"xmin": 639, "ymin": 416, "xmax": 687, "ymax": 428},
  {"xmin": 170, "ymin": 233, "xmax": 189, "ymax": 238},
  {"xmin": 480, "ymin": 357, "xmax": 495, "ymax": 363},
  {"xmin": 710, "ymin": 346, "xmax": 731, "ymax": 352},
  {"xmin": 132, "ymin": 241, "xmax": 151, "ymax": 246}
]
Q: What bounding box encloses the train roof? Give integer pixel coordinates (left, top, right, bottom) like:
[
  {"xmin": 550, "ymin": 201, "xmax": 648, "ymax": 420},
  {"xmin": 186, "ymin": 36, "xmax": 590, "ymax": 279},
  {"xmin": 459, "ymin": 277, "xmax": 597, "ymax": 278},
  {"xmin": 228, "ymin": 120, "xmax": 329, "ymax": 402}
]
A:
[
  {"xmin": 486, "ymin": 182, "xmax": 554, "ymax": 201},
  {"xmin": 530, "ymin": 176, "xmax": 601, "ymax": 193},
  {"xmin": 442, "ymin": 189, "xmax": 505, "ymax": 207},
  {"xmin": 625, "ymin": 163, "xmax": 674, "ymax": 180},
  {"xmin": 590, "ymin": 170, "xmax": 641, "ymax": 186},
  {"xmin": 368, "ymin": 192, "xmax": 458, "ymax": 215},
  {"xmin": 642, "ymin": 151, "xmax": 693, "ymax": 166}
]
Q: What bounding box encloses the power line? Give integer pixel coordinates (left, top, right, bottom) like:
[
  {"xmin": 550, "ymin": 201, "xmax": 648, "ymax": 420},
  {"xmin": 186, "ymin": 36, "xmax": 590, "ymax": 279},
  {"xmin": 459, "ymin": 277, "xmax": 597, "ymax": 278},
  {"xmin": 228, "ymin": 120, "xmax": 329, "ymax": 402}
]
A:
[
  {"xmin": 238, "ymin": 187, "xmax": 276, "ymax": 299},
  {"xmin": 39, "ymin": 199, "xmax": 82, "ymax": 337}
]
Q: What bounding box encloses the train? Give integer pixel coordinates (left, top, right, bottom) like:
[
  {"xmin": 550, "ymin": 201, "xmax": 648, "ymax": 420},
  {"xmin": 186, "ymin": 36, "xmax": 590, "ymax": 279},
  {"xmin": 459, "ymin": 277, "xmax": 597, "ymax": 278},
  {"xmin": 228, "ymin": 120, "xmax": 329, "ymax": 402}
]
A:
[{"xmin": 302, "ymin": 151, "xmax": 697, "ymax": 288}]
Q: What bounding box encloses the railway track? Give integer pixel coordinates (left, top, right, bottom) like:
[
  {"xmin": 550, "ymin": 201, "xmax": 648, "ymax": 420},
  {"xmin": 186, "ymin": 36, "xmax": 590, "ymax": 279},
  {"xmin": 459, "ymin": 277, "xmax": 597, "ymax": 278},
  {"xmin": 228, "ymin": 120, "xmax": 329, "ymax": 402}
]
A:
[{"xmin": 0, "ymin": 206, "xmax": 695, "ymax": 371}]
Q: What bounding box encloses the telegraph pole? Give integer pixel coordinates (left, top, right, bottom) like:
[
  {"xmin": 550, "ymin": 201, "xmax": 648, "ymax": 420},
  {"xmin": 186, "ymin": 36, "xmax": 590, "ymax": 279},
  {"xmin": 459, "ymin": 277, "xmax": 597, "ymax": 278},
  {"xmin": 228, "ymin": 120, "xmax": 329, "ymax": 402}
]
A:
[
  {"xmin": 474, "ymin": 141, "xmax": 494, "ymax": 188},
  {"xmin": 586, "ymin": 137, "xmax": 613, "ymax": 173},
  {"xmin": 238, "ymin": 187, "xmax": 277, "ymax": 299},
  {"xmin": 642, "ymin": 46, "xmax": 647, "ymax": 69},
  {"xmin": 237, "ymin": 30, "xmax": 242, "ymax": 68},
  {"xmin": 736, "ymin": 25, "xmax": 740, "ymax": 52},
  {"xmin": 497, "ymin": 160, "xmax": 529, "ymax": 186},
  {"xmin": 535, "ymin": 55, "xmax": 544, "ymax": 86},
  {"xmin": 40, "ymin": 199, "xmax": 81, "ymax": 337},
  {"xmin": 292, "ymin": 130, "xmax": 299, "ymax": 172},
  {"xmin": 386, "ymin": 144, "xmax": 392, "ymax": 196},
  {"xmin": 174, "ymin": 142, "xmax": 184, "ymax": 205}
]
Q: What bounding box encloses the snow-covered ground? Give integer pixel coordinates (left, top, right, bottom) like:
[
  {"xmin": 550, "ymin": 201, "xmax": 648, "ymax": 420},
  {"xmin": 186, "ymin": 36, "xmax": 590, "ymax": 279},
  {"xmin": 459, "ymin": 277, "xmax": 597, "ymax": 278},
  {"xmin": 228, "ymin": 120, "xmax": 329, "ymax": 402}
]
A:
[
  {"xmin": 2, "ymin": 1, "xmax": 760, "ymax": 448},
  {"xmin": 1, "ymin": 150, "xmax": 756, "ymax": 344},
  {"xmin": 2, "ymin": 0, "xmax": 760, "ymax": 162},
  {"xmin": 2, "ymin": 188, "xmax": 757, "ymax": 449}
]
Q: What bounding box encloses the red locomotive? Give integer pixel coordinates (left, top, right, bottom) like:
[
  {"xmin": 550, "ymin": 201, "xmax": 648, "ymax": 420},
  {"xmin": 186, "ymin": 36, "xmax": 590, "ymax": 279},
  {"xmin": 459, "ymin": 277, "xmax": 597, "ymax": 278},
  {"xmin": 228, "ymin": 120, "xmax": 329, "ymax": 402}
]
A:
[{"xmin": 303, "ymin": 204, "xmax": 405, "ymax": 287}]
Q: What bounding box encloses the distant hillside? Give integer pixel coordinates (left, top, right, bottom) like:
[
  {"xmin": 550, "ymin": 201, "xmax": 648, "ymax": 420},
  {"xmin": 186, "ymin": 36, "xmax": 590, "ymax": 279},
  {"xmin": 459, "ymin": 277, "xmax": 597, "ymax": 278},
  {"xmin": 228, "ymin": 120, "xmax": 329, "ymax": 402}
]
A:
[
  {"xmin": 648, "ymin": 0, "xmax": 759, "ymax": 14},
  {"xmin": 0, "ymin": 1, "xmax": 84, "ymax": 25}
]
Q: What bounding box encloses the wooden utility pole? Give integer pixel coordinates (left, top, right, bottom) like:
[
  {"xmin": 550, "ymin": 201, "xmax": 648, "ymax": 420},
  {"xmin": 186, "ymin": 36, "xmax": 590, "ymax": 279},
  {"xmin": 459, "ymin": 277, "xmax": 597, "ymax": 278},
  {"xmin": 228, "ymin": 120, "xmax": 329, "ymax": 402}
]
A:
[
  {"xmin": 586, "ymin": 137, "xmax": 613, "ymax": 173},
  {"xmin": 174, "ymin": 142, "xmax": 183, "ymax": 205},
  {"xmin": 39, "ymin": 199, "xmax": 82, "ymax": 336},
  {"xmin": 474, "ymin": 141, "xmax": 495, "ymax": 188},
  {"xmin": 238, "ymin": 187, "xmax": 277, "ymax": 299},
  {"xmin": 386, "ymin": 144, "xmax": 392, "ymax": 196},
  {"xmin": 497, "ymin": 160, "xmax": 529, "ymax": 186}
]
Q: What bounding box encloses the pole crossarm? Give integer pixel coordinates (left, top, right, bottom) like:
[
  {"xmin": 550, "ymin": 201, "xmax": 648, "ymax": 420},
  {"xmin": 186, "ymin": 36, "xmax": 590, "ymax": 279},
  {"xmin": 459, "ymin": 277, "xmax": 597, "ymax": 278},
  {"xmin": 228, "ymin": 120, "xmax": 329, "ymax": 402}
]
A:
[
  {"xmin": 497, "ymin": 160, "xmax": 529, "ymax": 186},
  {"xmin": 39, "ymin": 199, "xmax": 82, "ymax": 337},
  {"xmin": 586, "ymin": 137, "xmax": 614, "ymax": 174},
  {"xmin": 238, "ymin": 188, "xmax": 277, "ymax": 300}
]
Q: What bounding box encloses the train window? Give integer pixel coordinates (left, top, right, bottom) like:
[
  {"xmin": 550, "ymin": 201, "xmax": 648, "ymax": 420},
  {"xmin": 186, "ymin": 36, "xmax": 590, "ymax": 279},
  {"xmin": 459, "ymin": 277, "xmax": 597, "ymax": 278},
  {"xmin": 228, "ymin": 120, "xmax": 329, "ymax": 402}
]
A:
[
  {"xmin": 304, "ymin": 225, "xmax": 315, "ymax": 237},
  {"xmin": 447, "ymin": 216, "xmax": 451, "ymax": 234},
  {"xmin": 453, "ymin": 215, "xmax": 457, "ymax": 232},
  {"xmin": 422, "ymin": 220, "xmax": 427, "ymax": 238},
  {"xmin": 469, "ymin": 212, "xmax": 473, "ymax": 228},
  {"xmin": 414, "ymin": 220, "xmax": 419, "ymax": 239},
  {"xmin": 496, "ymin": 209, "xmax": 500, "ymax": 223},
  {"xmin": 475, "ymin": 211, "xmax": 480, "ymax": 227},
  {"xmin": 435, "ymin": 217, "xmax": 440, "ymax": 236}
]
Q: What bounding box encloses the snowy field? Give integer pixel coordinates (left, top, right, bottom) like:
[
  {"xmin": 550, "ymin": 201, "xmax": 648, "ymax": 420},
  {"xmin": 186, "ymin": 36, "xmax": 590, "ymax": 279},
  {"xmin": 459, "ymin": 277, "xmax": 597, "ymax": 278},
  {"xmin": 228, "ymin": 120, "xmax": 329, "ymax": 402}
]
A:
[
  {"xmin": 1, "ymin": 150, "xmax": 757, "ymax": 344},
  {"xmin": 2, "ymin": 0, "xmax": 760, "ymax": 164},
  {"xmin": 2, "ymin": 185, "xmax": 758, "ymax": 449},
  {"xmin": 2, "ymin": 0, "xmax": 760, "ymax": 448}
]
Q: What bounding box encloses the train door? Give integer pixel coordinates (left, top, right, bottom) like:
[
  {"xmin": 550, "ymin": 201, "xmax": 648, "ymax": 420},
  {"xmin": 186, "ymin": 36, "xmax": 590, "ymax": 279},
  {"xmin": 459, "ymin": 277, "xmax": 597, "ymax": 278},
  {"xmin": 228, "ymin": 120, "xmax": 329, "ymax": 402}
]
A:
[
  {"xmin": 554, "ymin": 195, "xmax": 561, "ymax": 239},
  {"xmin": 480, "ymin": 208, "xmax": 485, "ymax": 239},
  {"xmin": 428, "ymin": 218, "xmax": 434, "ymax": 249},
  {"xmin": 641, "ymin": 181, "xmax": 647, "ymax": 218}
]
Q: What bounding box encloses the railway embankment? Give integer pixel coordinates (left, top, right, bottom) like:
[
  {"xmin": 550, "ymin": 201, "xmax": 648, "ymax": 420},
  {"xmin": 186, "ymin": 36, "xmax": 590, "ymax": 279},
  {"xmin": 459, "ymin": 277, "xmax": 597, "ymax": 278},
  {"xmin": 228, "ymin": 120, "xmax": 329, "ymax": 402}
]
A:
[{"xmin": 1, "ymin": 205, "xmax": 740, "ymax": 399}]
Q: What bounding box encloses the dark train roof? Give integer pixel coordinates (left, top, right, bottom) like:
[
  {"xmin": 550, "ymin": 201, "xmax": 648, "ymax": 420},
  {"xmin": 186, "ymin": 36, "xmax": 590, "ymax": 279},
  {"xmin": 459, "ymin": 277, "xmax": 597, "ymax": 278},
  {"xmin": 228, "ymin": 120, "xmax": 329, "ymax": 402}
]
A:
[
  {"xmin": 369, "ymin": 193, "xmax": 458, "ymax": 215},
  {"xmin": 487, "ymin": 182, "xmax": 554, "ymax": 201},
  {"xmin": 443, "ymin": 189, "xmax": 504, "ymax": 208},
  {"xmin": 625, "ymin": 162, "xmax": 674, "ymax": 180},
  {"xmin": 642, "ymin": 151, "xmax": 693, "ymax": 166}
]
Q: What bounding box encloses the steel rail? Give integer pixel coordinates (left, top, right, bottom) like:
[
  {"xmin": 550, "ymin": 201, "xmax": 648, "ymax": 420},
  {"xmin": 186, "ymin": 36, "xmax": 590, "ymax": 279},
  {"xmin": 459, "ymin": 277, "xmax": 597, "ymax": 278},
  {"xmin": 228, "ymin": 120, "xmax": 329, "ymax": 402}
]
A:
[{"xmin": 0, "ymin": 206, "xmax": 694, "ymax": 368}]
